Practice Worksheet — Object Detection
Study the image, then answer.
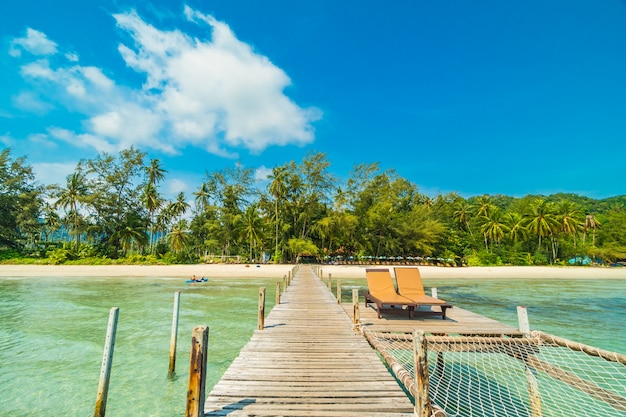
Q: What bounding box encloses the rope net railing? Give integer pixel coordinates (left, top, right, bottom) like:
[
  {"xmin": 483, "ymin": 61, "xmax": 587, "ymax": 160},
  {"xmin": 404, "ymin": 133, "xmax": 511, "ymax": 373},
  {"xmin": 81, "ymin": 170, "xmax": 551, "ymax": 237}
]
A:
[{"xmin": 364, "ymin": 329, "xmax": 626, "ymax": 417}]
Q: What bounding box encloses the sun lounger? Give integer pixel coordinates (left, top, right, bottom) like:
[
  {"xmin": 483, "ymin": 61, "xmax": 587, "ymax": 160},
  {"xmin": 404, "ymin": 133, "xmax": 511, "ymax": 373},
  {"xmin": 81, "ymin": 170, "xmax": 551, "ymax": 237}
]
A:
[
  {"xmin": 365, "ymin": 268, "xmax": 417, "ymax": 319},
  {"xmin": 394, "ymin": 267, "xmax": 452, "ymax": 319}
]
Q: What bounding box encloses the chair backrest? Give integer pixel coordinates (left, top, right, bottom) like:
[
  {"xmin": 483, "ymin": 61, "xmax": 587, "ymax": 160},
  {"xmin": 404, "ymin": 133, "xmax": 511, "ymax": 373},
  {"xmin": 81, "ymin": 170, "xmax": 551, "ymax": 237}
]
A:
[
  {"xmin": 394, "ymin": 267, "xmax": 426, "ymax": 297},
  {"xmin": 365, "ymin": 268, "xmax": 397, "ymax": 297}
]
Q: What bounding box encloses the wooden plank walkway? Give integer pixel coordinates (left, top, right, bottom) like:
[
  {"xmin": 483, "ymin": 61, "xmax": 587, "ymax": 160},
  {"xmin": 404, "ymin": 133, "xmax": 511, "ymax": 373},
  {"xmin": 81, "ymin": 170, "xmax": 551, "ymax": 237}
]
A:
[{"xmin": 204, "ymin": 265, "xmax": 414, "ymax": 417}]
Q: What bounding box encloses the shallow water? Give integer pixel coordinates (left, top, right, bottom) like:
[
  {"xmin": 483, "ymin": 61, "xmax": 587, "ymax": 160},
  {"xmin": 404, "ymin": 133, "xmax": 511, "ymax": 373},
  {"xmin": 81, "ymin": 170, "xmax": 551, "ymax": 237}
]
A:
[
  {"xmin": 0, "ymin": 275, "xmax": 624, "ymax": 416},
  {"xmin": 0, "ymin": 276, "xmax": 277, "ymax": 416}
]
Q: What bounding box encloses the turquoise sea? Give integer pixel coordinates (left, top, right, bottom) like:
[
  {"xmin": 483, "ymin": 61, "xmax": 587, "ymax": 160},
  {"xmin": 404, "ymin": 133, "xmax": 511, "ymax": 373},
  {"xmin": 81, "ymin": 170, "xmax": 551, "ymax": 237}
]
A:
[{"xmin": 0, "ymin": 275, "xmax": 624, "ymax": 416}]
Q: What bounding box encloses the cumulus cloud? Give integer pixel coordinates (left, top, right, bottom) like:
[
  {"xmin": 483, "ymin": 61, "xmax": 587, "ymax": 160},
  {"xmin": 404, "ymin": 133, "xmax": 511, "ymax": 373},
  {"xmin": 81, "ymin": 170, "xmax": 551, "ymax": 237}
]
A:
[
  {"xmin": 9, "ymin": 28, "xmax": 58, "ymax": 57},
  {"xmin": 10, "ymin": 7, "xmax": 320, "ymax": 158}
]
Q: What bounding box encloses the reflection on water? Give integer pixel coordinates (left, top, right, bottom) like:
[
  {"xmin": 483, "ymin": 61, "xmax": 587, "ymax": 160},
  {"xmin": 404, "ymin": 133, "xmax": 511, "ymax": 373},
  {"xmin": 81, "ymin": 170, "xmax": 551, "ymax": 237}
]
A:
[{"xmin": 0, "ymin": 275, "xmax": 623, "ymax": 416}]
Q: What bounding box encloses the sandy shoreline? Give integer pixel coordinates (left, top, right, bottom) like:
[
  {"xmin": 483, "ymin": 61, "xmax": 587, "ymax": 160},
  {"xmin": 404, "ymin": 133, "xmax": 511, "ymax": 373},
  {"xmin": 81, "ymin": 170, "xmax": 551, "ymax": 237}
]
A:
[{"xmin": 0, "ymin": 264, "xmax": 625, "ymax": 280}]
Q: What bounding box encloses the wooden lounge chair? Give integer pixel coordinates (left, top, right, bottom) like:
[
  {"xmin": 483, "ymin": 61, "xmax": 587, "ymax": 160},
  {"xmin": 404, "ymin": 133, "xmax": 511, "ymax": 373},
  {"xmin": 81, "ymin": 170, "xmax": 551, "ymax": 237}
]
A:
[
  {"xmin": 394, "ymin": 267, "xmax": 452, "ymax": 320},
  {"xmin": 365, "ymin": 268, "xmax": 417, "ymax": 319}
]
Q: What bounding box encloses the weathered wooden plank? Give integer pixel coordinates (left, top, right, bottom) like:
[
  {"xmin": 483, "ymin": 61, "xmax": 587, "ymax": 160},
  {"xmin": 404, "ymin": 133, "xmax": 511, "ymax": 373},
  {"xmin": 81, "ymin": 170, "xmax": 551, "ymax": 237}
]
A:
[{"xmin": 204, "ymin": 265, "xmax": 414, "ymax": 416}]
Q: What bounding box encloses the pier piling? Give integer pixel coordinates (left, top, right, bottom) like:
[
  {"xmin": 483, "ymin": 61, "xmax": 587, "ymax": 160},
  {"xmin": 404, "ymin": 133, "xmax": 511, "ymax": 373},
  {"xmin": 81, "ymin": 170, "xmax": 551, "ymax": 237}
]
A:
[
  {"xmin": 168, "ymin": 291, "xmax": 181, "ymax": 379},
  {"xmin": 94, "ymin": 307, "xmax": 119, "ymax": 417}
]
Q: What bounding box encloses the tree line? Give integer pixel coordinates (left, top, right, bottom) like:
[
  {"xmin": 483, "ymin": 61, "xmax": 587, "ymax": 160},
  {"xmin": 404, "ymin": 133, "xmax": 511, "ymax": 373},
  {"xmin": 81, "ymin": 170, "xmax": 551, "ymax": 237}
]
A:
[{"xmin": 1, "ymin": 146, "xmax": 625, "ymax": 266}]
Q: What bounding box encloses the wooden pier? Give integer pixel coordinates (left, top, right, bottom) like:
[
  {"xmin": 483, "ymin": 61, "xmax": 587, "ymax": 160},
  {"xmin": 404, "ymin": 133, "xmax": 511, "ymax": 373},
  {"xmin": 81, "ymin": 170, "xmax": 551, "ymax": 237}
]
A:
[{"xmin": 203, "ymin": 265, "xmax": 521, "ymax": 416}]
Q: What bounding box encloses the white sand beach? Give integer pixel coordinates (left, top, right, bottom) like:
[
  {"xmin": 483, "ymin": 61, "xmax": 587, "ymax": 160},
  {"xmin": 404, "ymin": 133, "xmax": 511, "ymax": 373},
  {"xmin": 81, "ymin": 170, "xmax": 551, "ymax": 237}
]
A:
[{"xmin": 0, "ymin": 263, "xmax": 625, "ymax": 280}]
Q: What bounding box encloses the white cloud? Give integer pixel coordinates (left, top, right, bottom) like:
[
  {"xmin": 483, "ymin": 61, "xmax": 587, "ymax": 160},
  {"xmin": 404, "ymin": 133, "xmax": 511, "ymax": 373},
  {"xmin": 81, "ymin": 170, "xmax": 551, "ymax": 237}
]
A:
[
  {"xmin": 255, "ymin": 165, "xmax": 272, "ymax": 182},
  {"xmin": 48, "ymin": 127, "xmax": 117, "ymax": 153},
  {"xmin": 12, "ymin": 8, "xmax": 320, "ymax": 158},
  {"xmin": 28, "ymin": 133, "xmax": 57, "ymax": 148},
  {"xmin": 12, "ymin": 91, "xmax": 53, "ymax": 114},
  {"xmin": 114, "ymin": 7, "xmax": 320, "ymax": 153},
  {"xmin": 31, "ymin": 161, "xmax": 76, "ymax": 187},
  {"xmin": 20, "ymin": 59, "xmax": 55, "ymax": 79},
  {"xmin": 65, "ymin": 52, "xmax": 79, "ymax": 62},
  {"xmin": 10, "ymin": 28, "xmax": 58, "ymax": 57},
  {"xmin": 166, "ymin": 178, "xmax": 190, "ymax": 196},
  {"xmin": 0, "ymin": 134, "xmax": 15, "ymax": 147}
]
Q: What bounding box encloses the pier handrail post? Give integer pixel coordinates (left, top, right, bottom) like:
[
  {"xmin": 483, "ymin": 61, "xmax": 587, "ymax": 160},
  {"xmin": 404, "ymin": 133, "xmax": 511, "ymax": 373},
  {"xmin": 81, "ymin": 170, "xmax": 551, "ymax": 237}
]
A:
[
  {"xmin": 283, "ymin": 275, "xmax": 287, "ymax": 292},
  {"xmin": 168, "ymin": 290, "xmax": 181, "ymax": 379},
  {"xmin": 517, "ymin": 305, "xmax": 531, "ymax": 337},
  {"xmin": 517, "ymin": 306, "xmax": 543, "ymax": 417},
  {"xmin": 327, "ymin": 274, "xmax": 332, "ymax": 290},
  {"xmin": 352, "ymin": 289, "xmax": 360, "ymax": 330},
  {"xmin": 185, "ymin": 325, "xmax": 209, "ymax": 417},
  {"xmin": 336, "ymin": 279, "xmax": 342, "ymax": 304},
  {"xmin": 413, "ymin": 329, "xmax": 432, "ymax": 417},
  {"xmin": 276, "ymin": 281, "xmax": 281, "ymax": 305},
  {"xmin": 258, "ymin": 287, "xmax": 266, "ymax": 330},
  {"xmin": 94, "ymin": 307, "xmax": 119, "ymax": 417}
]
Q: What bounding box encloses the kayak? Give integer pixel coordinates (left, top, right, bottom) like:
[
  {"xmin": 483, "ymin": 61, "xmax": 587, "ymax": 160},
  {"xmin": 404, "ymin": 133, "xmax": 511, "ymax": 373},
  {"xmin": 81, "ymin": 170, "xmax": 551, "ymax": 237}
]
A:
[{"xmin": 185, "ymin": 277, "xmax": 208, "ymax": 283}]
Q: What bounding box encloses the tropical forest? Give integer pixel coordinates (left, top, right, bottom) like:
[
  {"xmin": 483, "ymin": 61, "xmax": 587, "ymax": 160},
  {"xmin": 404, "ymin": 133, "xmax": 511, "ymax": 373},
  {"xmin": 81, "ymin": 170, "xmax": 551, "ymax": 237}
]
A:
[{"xmin": 1, "ymin": 147, "xmax": 625, "ymax": 266}]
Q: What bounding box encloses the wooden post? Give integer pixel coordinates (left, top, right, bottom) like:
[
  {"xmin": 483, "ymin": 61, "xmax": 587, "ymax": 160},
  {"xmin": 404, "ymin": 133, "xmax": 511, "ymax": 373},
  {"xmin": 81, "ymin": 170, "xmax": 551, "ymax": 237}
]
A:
[
  {"xmin": 283, "ymin": 276, "xmax": 287, "ymax": 292},
  {"xmin": 258, "ymin": 287, "xmax": 266, "ymax": 330},
  {"xmin": 431, "ymin": 287, "xmax": 438, "ymax": 299},
  {"xmin": 275, "ymin": 281, "xmax": 281, "ymax": 305},
  {"xmin": 352, "ymin": 289, "xmax": 360, "ymax": 330},
  {"xmin": 94, "ymin": 307, "xmax": 119, "ymax": 417},
  {"xmin": 413, "ymin": 330, "xmax": 432, "ymax": 417},
  {"xmin": 168, "ymin": 291, "xmax": 181, "ymax": 379},
  {"xmin": 185, "ymin": 325, "xmax": 209, "ymax": 417},
  {"xmin": 517, "ymin": 306, "xmax": 543, "ymax": 417},
  {"xmin": 517, "ymin": 305, "xmax": 531, "ymax": 337},
  {"xmin": 320, "ymin": 268, "xmax": 323, "ymax": 278},
  {"xmin": 327, "ymin": 275, "xmax": 332, "ymax": 290},
  {"xmin": 336, "ymin": 279, "xmax": 342, "ymax": 304}
]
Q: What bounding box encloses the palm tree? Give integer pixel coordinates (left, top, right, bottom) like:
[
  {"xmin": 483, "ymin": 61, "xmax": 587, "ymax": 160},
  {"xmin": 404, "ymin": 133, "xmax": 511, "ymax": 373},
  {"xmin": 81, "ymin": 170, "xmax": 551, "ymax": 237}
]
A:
[
  {"xmin": 506, "ymin": 212, "xmax": 527, "ymax": 244},
  {"xmin": 194, "ymin": 182, "xmax": 211, "ymax": 213},
  {"xmin": 53, "ymin": 172, "xmax": 89, "ymax": 247},
  {"xmin": 583, "ymin": 214, "xmax": 601, "ymax": 248},
  {"xmin": 525, "ymin": 199, "xmax": 558, "ymax": 255},
  {"xmin": 145, "ymin": 158, "xmax": 167, "ymax": 186},
  {"xmin": 241, "ymin": 204, "xmax": 264, "ymax": 262},
  {"xmin": 453, "ymin": 200, "xmax": 474, "ymax": 236},
  {"xmin": 142, "ymin": 182, "xmax": 163, "ymax": 254},
  {"xmin": 171, "ymin": 192, "xmax": 190, "ymax": 222},
  {"xmin": 110, "ymin": 214, "xmax": 149, "ymax": 256},
  {"xmin": 556, "ymin": 200, "xmax": 581, "ymax": 255},
  {"xmin": 268, "ymin": 166, "xmax": 287, "ymax": 259},
  {"xmin": 474, "ymin": 195, "xmax": 495, "ymax": 218},
  {"xmin": 143, "ymin": 159, "xmax": 167, "ymax": 253},
  {"xmin": 480, "ymin": 208, "xmax": 508, "ymax": 252},
  {"xmin": 168, "ymin": 220, "xmax": 190, "ymax": 253},
  {"xmin": 41, "ymin": 203, "xmax": 61, "ymax": 242}
]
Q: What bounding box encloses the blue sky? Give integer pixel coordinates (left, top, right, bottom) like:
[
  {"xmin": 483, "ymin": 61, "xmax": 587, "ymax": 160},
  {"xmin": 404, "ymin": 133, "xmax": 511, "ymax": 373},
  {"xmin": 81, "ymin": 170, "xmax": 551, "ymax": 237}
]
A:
[{"xmin": 1, "ymin": 1, "xmax": 625, "ymax": 200}]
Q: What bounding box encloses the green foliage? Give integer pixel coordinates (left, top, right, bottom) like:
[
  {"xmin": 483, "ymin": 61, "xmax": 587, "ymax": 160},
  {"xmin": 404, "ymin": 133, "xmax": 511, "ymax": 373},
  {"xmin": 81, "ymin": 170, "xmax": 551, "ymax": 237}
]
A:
[
  {"xmin": 288, "ymin": 237, "xmax": 319, "ymax": 257},
  {"xmin": 2, "ymin": 146, "xmax": 626, "ymax": 267}
]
